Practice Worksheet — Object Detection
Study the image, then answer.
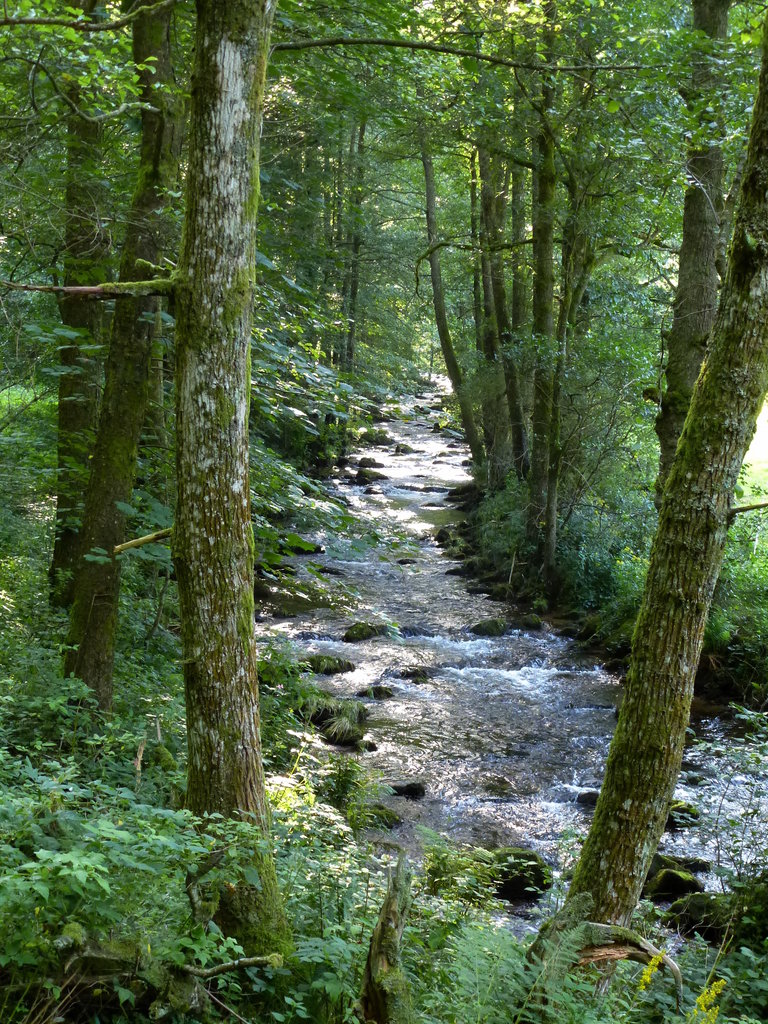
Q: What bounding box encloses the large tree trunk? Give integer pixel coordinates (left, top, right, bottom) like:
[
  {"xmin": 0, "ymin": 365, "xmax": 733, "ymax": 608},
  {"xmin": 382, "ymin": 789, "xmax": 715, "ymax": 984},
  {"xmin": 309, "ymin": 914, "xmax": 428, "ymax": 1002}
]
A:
[
  {"xmin": 655, "ymin": 0, "xmax": 731, "ymax": 501},
  {"xmin": 419, "ymin": 132, "xmax": 484, "ymax": 464},
  {"xmin": 173, "ymin": 0, "xmax": 291, "ymax": 956},
  {"xmin": 64, "ymin": 2, "xmax": 182, "ymax": 710},
  {"xmin": 568, "ymin": 15, "xmax": 768, "ymax": 923},
  {"xmin": 527, "ymin": 5, "xmax": 557, "ymax": 546},
  {"xmin": 49, "ymin": 0, "xmax": 107, "ymax": 607}
]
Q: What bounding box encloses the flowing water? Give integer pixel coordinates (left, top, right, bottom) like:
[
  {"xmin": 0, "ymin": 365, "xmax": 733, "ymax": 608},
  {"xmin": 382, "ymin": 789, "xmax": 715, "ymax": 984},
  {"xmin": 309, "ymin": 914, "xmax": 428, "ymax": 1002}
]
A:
[{"xmin": 264, "ymin": 388, "xmax": 761, "ymax": 882}]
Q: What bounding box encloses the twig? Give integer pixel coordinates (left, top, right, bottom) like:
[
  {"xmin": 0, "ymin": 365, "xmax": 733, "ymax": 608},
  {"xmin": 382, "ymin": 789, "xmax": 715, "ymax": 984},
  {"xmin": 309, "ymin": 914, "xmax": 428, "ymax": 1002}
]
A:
[
  {"xmin": 183, "ymin": 954, "xmax": 283, "ymax": 979},
  {"xmin": 206, "ymin": 990, "xmax": 252, "ymax": 1024},
  {"xmin": 729, "ymin": 499, "xmax": 768, "ymax": 519},
  {"xmin": 114, "ymin": 527, "xmax": 171, "ymax": 555}
]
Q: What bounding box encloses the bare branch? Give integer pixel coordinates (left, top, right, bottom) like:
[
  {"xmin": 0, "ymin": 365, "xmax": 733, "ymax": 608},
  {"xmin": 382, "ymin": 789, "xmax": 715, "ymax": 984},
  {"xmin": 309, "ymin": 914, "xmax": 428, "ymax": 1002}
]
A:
[
  {"xmin": 272, "ymin": 36, "xmax": 660, "ymax": 75},
  {"xmin": 113, "ymin": 527, "xmax": 172, "ymax": 556}
]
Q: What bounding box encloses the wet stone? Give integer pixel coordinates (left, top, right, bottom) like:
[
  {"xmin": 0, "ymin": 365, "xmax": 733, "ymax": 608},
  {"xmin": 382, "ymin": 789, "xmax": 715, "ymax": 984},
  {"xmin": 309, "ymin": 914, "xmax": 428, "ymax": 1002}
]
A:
[
  {"xmin": 359, "ymin": 457, "xmax": 384, "ymax": 469},
  {"xmin": 576, "ymin": 789, "xmax": 600, "ymax": 806},
  {"xmin": 344, "ymin": 621, "xmax": 391, "ymax": 642},
  {"xmin": 388, "ymin": 779, "xmax": 426, "ymax": 799},
  {"xmin": 470, "ymin": 618, "xmax": 509, "ymax": 637},
  {"xmin": 645, "ymin": 868, "xmax": 704, "ymax": 901},
  {"xmin": 304, "ymin": 655, "xmax": 355, "ymax": 676},
  {"xmin": 356, "ymin": 685, "xmax": 395, "ymax": 700},
  {"xmin": 666, "ymin": 800, "xmax": 701, "ymax": 830}
]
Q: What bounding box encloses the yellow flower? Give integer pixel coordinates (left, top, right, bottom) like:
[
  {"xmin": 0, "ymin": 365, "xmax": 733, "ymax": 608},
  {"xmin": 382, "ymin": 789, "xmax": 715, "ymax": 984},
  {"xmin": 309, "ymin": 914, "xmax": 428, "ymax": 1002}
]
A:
[
  {"xmin": 638, "ymin": 952, "xmax": 664, "ymax": 993},
  {"xmin": 688, "ymin": 978, "xmax": 726, "ymax": 1024}
]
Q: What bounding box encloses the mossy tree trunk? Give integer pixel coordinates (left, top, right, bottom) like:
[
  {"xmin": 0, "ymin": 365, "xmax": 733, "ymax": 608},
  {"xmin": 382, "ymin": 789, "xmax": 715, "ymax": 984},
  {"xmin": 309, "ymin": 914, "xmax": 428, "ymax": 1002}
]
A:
[
  {"xmin": 569, "ymin": 15, "xmax": 768, "ymax": 923},
  {"xmin": 173, "ymin": 0, "xmax": 291, "ymax": 956},
  {"xmin": 49, "ymin": 0, "xmax": 107, "ymax": 607},
  {"xmin": 527, "ymin": 4, "xmax": 557, "ymax": 547},
  {"xmin": 344, "ymin": 119, "xmax": 367, "ymax": 370},
  {"xmin": 64, "ymin": 2, "xmax": 182, "ymax": 709},
  {"xmin": 478, "ymin": 145, "xmax": 529, "ymax": 481},
  {"xmin": 655, "ymin": 0, "xmax": 731, "ymax": 502},
  {"xmin": 473, "ymin": 148, "xmax": 514, "ymax": 487},
  {"xmin": 419, "ymin": 130, "xmax": 484, "ymax": 464}
]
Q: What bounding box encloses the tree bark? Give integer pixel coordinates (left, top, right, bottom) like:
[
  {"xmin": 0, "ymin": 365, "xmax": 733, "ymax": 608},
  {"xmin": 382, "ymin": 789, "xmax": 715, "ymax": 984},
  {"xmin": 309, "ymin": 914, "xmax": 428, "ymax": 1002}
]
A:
[
  {"xmin": 344, "ymin": 119, "xmax": 367, "ymax": 369},
  {"xmin": 358, "ymin": 859, "xmax": 412, "ymax": 1024},
  {"xmin": 568, "ymin": 14, "xmax": 768, "ymax": 923},
  {"xmin": 64, "ymin": 1, "xmax": 182, "ymax": 709},
  {"xmin": 655, "ymin": 0, "xmax": 731, "ymax": 501},
  {"xmin": 474, "ymin": 148, "xmax": 514, "ymax": 486},
  {"xmin": 419, "ymin": 131, "xmax": 484, "ymax": 464},
  {"xmin": 477, "ymin": 146, "xmax": 529, "ymax": 479},
  {"xmin": 49, "ymin": 0, "xmax": 107, "ymax": 606},
  {"xmin": 173, "ymin": 0, "xmax": 291, "ymax": 956},
  {"xmin": 527, "ymin": 4, "xmax": 557, "ymax": 546}
]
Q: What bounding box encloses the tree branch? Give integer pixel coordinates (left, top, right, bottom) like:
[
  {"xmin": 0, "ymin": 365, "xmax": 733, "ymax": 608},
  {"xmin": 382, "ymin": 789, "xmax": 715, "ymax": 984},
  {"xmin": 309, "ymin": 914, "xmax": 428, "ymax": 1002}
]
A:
[
  {"xmin": 272, "ymin": 36, "xmax": 657, "ymax": 75},
  {"xmin": 114, "ymin": 527, "xmax": 172, "ymax": 555},
  {"xmin": 0, "ymin": 0, "xmax": 178, "ymax": 33},
  {"xmin": 0, "ymin": 278, "xmax": 175, "ymax": 299},
  {"xmin": 729, "ymin": 499, "xmax": 768, "ymax": 519},
  {"xmin": 182, "ymin": 954, "xmax": 284, "ymax": 980}
]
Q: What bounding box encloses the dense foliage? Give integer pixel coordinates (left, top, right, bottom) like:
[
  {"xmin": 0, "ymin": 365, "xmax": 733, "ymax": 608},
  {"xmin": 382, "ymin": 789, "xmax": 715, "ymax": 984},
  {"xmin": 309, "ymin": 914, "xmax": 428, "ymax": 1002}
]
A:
[{"xmin": 2, "ymin": 0, "xmax": 768, "ymax": 1021}]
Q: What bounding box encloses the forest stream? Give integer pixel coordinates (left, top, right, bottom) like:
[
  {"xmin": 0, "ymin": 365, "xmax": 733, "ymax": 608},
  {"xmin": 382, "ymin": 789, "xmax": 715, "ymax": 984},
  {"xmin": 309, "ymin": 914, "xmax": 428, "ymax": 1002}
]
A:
[{"xmin": 266, "ymin": 388, "xmax": 745, "ymax": 899}]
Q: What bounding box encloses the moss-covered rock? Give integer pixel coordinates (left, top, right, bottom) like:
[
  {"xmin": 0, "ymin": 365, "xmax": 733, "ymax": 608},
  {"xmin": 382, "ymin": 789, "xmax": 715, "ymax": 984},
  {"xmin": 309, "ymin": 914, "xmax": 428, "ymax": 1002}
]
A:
[
  {"xmin": 356, "ymin": 467, "xmax": 388, "ymax": 484},
  {"xmin": 357, "ymin": 685, "xmax": 395, "ymax": 700},
  {"xmin": 645, "ymin": 868, "xmax": 704, "ymax": 901},
  {"xmin": 304, "ymin": 694, "xmax": 368, "ymax": 747},
  {"xmin": 518, "ymin": 613, "xmax": 543, "ymax": 631},
  {"xmin": 359, "ymin": 428, "xmax": 393, "ymax": 447},
  {"xmin": 493, "ymin": 847, "xmax": 553, "ymax": 901},
  {"xmin": 344, "ymin": 621, "xmax": 391, "ymax": 642},
  {"xmin": 470, "ymin": 618, "xmax": 509, "ymax": 637},
  {"xmin": 369, "ymin": 803, "xmax": 402, "ymax": 828},
  {"xmin": 400, "ymin": 666, "xmax": 430, "ymax": 684},
  {"xmin": 664, "ymin": 892, "xmax": 731, "ymax": 941},
  {"xmin": 305, "ymin": 655, "xmax": 356, "ymax": 675},
  {"xmin": 666, "ymin": 800, "xmax": 701, "ymax": 830}
]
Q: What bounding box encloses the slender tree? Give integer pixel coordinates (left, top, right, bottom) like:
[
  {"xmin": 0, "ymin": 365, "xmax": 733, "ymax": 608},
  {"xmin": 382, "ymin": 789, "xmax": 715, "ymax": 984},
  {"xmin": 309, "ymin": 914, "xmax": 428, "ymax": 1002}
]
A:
[
  {"xmin": 64, "ymin": 1, "xmax": 182, "ymax": 709},
  {"xmin": 49, "ymin": 0, "xmax": 108, "ymax": 606},
  {"xmin": 419, "ymin": 129, "xmax": 484, "ymax": 464},
  {"xmin": 655, "ymin": 0, "xmax": 732, "ymax": 501},
  {"xmin": 569, "ymin": 13, "xmax": 768, "ymax": 923},
  {"xmin": 173, "ymin": 0, "xmax": 291, "ymax": 954}
]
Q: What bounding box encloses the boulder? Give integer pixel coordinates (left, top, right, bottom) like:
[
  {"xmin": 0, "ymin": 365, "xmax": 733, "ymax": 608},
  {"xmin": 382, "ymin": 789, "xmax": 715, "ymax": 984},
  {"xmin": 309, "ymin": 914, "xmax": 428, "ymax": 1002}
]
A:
[
  {"xmin": 369, "ymin": 803, "xmax": 401, "ymax": 828},
  {"xmin": 356, "ymin": 685, "xmax": 395, "ymax": 700},
  {"xmin": 358, "ymin": 428, "xmax": 393, "ymax": 447},
  {"xmin": 344, "ymin": 621, "xmax": 390, "ymax": 642},
  {"xmin": 359, "ymin": 457, "xmax": 384, "ymax": 469},
  {"xmin": 400, "ymin": 667, "xmax": 430, "ymax": 684},
  {"xmin": 645, "ymin": 868, "xmax": 704, "ymax": 901},
  {"xmin": 517, "ymin": 613, "xmax": 543, "ymax": 631},
  {"xmin": 666, "ymin": 800, "xmax": 701, "ymax": 830},
  {"xmin": 397, "ymin": 557, "xmax": 418, "ymax": 565},
  {"xmin": 576, "ymin": 789, "xmax": 600, "ymax": 807},
  {"xmin": 663, "ymin": 892, "xmax": 731, "ymax": 942},
  {"xmin": 305, "ymin": 655, "xmax": 356, "ymax": 676},
  {"xmin": 394, "ymin": 443, "xmax": 415, "ymax": 455},
  {"xmin": 470, "ymin": 618, "xmax": 509, "ymax": 637},
  {"xmin": 356, "ymin": 467, "xmax": 387, "ymax": 484},
  {"xmin": 434, "ymin": 527, "xmax": 453, "ymax": 546},
  {"xmin": 388, "ymin": 779, "xmax": 426, "ymax": 799},
  {"xmin": 493, "ymin": 847, "xmax": 553, "ymax": 901}
]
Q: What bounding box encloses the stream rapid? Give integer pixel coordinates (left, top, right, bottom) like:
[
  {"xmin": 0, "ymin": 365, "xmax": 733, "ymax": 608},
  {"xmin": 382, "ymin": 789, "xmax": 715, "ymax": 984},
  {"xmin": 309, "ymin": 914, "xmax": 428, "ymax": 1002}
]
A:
[{"xmin": 265, "ymin": 388, "xmax": 755, "ymax": 883}]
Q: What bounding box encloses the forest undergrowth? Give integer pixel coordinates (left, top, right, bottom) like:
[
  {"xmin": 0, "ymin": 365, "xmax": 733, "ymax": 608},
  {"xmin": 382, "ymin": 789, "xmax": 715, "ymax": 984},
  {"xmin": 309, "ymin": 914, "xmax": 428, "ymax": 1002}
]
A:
[{"xmin": 1, "ymin": 392, "xmax": 768, "ymax": 1024}]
